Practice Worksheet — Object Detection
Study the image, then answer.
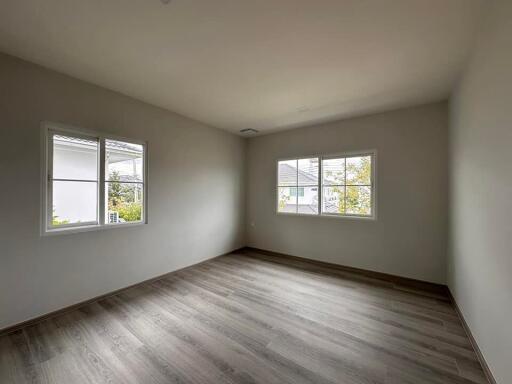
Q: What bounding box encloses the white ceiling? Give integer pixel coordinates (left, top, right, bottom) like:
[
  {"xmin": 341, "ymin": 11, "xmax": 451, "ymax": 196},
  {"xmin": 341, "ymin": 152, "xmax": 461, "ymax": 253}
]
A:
[{"xmin": 0, "ymin": 0, "xmax": 484, "ymax": 135}]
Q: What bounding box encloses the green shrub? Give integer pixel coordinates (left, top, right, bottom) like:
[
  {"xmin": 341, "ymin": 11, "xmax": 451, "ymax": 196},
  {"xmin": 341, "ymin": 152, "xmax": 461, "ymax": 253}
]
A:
[
  {"xmin": 52, "ymin": 209, "xmax": 69, "ymax": 226},
  {"xmin": 116, "ymin": 202, "xmax": 142, "ymax": 222}
]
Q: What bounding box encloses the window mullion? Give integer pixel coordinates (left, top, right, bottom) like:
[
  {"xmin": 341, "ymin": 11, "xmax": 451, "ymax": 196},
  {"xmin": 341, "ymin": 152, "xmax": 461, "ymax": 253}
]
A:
[{"xmin": 99, "ymin": 138, "xmax": 106, "ymax": 225}]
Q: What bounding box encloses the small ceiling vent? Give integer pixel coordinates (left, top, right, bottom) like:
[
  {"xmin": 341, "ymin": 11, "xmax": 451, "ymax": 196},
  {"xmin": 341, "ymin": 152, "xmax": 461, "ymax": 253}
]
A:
[{"xmin": 240, "ymin": 128, "xmax": 259, "ymax": 135}]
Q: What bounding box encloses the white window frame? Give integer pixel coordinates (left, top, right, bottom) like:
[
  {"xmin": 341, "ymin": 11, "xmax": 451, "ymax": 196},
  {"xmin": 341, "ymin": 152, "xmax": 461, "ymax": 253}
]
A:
[
  {"xmin": 276, "ymin": 150, "xmax": 377, "ymax": 220},
  {"xmin": 41, "ymin": 122, "xmax": 148, "ymax": 235}
]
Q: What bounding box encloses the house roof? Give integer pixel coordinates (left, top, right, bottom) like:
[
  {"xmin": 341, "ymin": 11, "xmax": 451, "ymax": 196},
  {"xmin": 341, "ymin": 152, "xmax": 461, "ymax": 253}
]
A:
[
  {"xmin": 279, "ymin": 163, "xmax": 317, "ymax": 185},
  {"xmin": 54, "ymin": 135, "xmax": 142, "ymax": 153},
  {"xmin": 53, "ymin": 134, "xmax": 143, "ymax": 182},
  {"xmin": 54, "ymin": 135, "xmax": 142, "ymax": 164}
]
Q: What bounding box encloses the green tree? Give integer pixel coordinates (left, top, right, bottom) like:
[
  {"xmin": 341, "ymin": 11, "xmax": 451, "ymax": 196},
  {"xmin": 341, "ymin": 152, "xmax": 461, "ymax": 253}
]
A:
[
  {"xmin": 108, "ymin": 171, "xmax": 126, "ymax": 206},
  {"xmin": 336, "ymin": 156, "xmax": 371, "ymax": 215},
  {"xmin": 108, "ymin": 170, "xmax": 141, "ymax": 221},
  {"xmin": 278, "ymin": 188, "xmax": 292, "ymax": 210},
  {"xmin": 108, "ymin": 171, "xmax": 137, "ymax": 205}
]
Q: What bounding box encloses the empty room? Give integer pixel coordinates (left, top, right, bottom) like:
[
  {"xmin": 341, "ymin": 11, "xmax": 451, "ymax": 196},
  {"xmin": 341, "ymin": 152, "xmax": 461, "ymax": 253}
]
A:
[{"xmin": 0, "ymin": 0, "xmax": 510, "ymax": 383}]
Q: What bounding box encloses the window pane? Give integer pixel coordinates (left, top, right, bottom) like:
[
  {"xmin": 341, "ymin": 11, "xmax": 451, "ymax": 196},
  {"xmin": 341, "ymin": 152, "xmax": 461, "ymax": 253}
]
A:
[
  {"xmin": 346, "ymin": 156, "xmax": 372, "ymax": 185},
  {"xmin": 106, "ymin": 139, "xmax": 144, "ymax": 182},
  {"xmin": 298, "ymin": 158, "xmax": 318, "ymax": 186},
  {"xmin": 346, "ymin": 186, "xmax": 372, "ymax": 216},
  {"xmin": 107, "ymin": 182, "xmax": 143, "ymax": 223},
  {"xmin": 53, "ymin": 135, "xmax": 98, "ymax": 180},
  {"xmin": 278, "ymin": 187, "xmax": 297, "ymax": 213},
  {"xmin": 297, "ymin": 186, "xmax": 318, "ymax": 214},
  {"xmin": 322, "ymin": 158, "xmax": 345, "ymax": 186},
  {"xmin": 52, "ymin": 181, "xmax": 97, "ymax": 225},
  {"xmin": 278, "ymin": 160, "xmax": 297, "ymax": 186},
  {"xmin": 322, "ymin": 186, "xmax": 345, "ymax": 214}
]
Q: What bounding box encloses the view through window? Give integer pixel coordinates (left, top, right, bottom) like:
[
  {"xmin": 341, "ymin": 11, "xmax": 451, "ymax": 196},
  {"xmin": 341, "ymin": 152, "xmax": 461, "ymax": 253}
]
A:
[
  {"xmin": 105, "ymin": 139, "xmax": 144, "ymax": 224},
  {"xmin": 45, "ymin": 126, "xmax": 146, "ymax": 233},
  {"xmin": 52, "ymin": 135, "xmax": 99, "ymax": 226},
  {"xmin": 277, "ymin": 153, "xmax": 374, "ymax": 218},
  {"xmin": 278, "ymin": 158, "xmax": 319, "ymax": 215}
]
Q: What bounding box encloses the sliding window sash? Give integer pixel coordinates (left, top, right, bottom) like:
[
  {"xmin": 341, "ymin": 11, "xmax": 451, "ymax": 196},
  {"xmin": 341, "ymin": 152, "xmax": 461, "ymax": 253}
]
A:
[
  {"xmin": 320, "ymin": 152, "xmax": 375, "ymax": 218},
  {"xmin": 46, "ymin": 130, "xmax": 100, "ymax": 230}
]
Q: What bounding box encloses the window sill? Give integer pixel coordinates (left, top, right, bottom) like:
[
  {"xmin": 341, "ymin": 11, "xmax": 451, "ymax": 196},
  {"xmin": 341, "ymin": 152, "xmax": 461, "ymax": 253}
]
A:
[
  {"xmin": 42, "ymin": 221, "xmax": 146, "ymax": 236},
  {"xmin": 276, "ymin": 212, "xmax": 377, "ymax": 221}
]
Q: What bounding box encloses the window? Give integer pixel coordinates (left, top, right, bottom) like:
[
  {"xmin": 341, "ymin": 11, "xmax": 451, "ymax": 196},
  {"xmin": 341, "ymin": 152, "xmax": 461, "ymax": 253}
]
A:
[
  {"xmin": 277, "ymin": 158, "xmax": 319, "ymax": 215},
  {"xmin": 42, "ymin": 123, "xmax": 147, "ymax": 234},
  {"xmin": 277, "ymin": 152, "xmax": 375, "ymax": 218}
]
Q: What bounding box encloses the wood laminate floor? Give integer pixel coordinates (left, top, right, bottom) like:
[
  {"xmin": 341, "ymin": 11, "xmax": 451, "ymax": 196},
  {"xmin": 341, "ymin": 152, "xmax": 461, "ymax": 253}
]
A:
[{"xmin": 0, "ymin": 249, "xmax": 489, "ymax": 384}]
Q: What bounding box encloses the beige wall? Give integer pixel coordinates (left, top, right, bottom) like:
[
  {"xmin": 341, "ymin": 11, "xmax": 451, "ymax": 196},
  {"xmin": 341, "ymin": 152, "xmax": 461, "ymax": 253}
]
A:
[
  {"xmin": 246, "ymin": 102, "xmax": 448, "ymax": 284},
  {"xmin": 0, "ymin": 53, "xmax": 246, "ymax": 330},
  {"xmin": 449, "ymin": 1, "xmax": 512, "ymax": 383}
]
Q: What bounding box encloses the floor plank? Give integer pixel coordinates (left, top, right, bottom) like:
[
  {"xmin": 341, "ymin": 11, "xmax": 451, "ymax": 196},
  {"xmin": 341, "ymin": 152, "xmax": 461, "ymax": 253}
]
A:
[{"xmin": 0, "ymin": 250, "xmax": 489, "ymax": 384}]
